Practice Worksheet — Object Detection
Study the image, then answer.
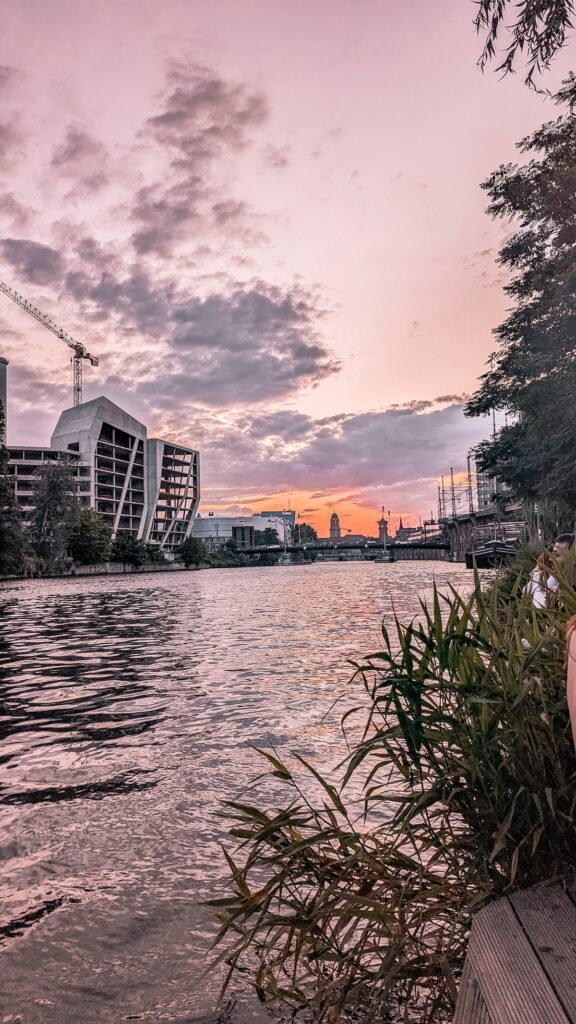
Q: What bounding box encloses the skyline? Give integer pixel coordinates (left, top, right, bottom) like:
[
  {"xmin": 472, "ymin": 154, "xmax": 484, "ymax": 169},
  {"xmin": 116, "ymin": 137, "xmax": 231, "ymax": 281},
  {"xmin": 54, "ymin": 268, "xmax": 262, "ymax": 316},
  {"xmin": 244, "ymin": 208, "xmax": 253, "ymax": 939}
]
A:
[{"xmin": 0, "ymin": 1, "xmax": 573, "ymax": 534}]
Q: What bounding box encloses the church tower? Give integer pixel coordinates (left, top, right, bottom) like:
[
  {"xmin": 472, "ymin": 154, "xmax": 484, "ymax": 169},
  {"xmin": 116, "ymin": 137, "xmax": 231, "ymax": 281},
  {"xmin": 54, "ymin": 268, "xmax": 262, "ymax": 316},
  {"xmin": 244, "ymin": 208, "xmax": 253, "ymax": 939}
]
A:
[
  {"xmin": 329, "ymin": 511, "xmax": 341, "ymax": 540},
  {"xmin": 377, "ymin": 507, "xmax": 389, "ymax": 543}
]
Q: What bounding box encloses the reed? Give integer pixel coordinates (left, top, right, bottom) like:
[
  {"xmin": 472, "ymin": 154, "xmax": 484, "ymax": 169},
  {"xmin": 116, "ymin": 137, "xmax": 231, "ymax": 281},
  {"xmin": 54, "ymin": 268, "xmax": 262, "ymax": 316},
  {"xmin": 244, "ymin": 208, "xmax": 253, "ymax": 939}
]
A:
[{"xmin": 210, "ymin": 569, "xmax": 576, "ymax": 1022}]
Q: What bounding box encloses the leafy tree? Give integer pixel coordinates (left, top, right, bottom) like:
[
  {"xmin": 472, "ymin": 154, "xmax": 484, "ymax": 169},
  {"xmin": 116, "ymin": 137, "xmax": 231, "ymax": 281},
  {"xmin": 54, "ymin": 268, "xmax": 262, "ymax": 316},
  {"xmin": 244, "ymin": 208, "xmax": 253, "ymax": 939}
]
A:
[
  {"xmin": 295, "ymin": 522, "xmax": 317, "ymax": 544},
  {"xmin": 466, "ymin": 78, "xmax": 576, "ymax": 514},
  {"xmin": 28, "ymin": 460, "xmax": 78, "ymax": 567},
  {"xmin": 145, "ymin": 543, "xmax": 166, "ymax": 563},
  {"xmin": 111, "ymin": 533, "xmax": 147, "ymax": 570},
  {"xmin": 0, "ymin": 399, "xmax": 25, "ymax": 575},
  {"xmin": 65, "ymin": 506, "xmax": 112, "ymax": 565},
  {"xmin": 253, "ymin": 527, "xmax": 279, "ymax": 546},
  {"xmin": 475, "ymin": 0, "xmax": 575, "ymax": 84},
  {"xmin": 177, "ymin": 535, "xmax": 206, "ymax": 568}
]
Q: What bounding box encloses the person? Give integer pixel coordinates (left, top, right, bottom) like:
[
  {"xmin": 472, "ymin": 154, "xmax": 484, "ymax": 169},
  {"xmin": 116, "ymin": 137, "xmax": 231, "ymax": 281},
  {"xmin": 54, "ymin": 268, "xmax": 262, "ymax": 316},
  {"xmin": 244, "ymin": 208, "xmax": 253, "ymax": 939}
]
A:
[
  {"xmin": 552, "ymin": 533, "xmax": 575, "ymax": 560},
  {"xmin": 566, "ymin": 615, "xmax": 576, "ymax": 746},
  {"xmin": 524, "ymin": 549, "xmax": 557, "ymax": 609},
  {"xmin": 524, "ymin": 534, "xmax": 575, "ymax": 609}
]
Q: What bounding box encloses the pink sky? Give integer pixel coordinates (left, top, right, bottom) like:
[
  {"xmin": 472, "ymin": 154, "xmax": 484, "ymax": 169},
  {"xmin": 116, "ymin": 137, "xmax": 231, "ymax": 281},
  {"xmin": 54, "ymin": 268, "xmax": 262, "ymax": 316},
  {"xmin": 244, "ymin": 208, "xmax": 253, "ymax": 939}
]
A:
[{"xmin": 0, "ymin": 1, "xmax": 572, "ymax": 535}]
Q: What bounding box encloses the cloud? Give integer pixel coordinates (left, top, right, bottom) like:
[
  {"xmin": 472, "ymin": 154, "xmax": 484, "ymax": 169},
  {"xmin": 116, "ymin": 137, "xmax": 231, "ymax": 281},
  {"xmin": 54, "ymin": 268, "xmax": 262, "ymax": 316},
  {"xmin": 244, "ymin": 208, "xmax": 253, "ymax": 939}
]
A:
[
  {"xmin": 131, "ymin": 63, "xmax": 268, "ymax": 256},
  {"xmin": 1, "ymin": 238, "xmax": 65, "ymax": 286},
  {"xmin": 50, "ymin": 126, "xmax": 109, "ymax": 193},
  {"xmin": 154, "ymin": 398, "xmax": 491, "ymax": 501},
  {"xmin": 129, "ymin": 283, "xmax": 339, "ymax": 406}
]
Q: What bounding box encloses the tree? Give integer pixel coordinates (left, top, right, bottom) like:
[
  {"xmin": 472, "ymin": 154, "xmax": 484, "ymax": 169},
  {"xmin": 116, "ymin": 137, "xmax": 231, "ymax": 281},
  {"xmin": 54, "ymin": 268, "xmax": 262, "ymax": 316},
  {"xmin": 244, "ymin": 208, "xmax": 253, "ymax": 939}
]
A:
[
  {"xmin": 145, "ymin": 543, "xmax": 166, "ymax": 563},
  {"xmin": 111, "ymin": 533, "xmax": 147, "ymax": 571},
  {"xmin": 475, "ymin": 0, "xmax": 575, "ymax": 84},
  {"xmin": 296, "ymin": 522, "xmax": 317, "ymax": 544},
  {"xmin": 0, "ymin": 399, "xmax": 25, "ymax": 575},
  {"xmin": 65, "ymin": 507, "xmax": 112, "ymax": 565},
  {"xmin": 28, "ymin": 460, "xmax": 78, "ymax": 567},
  {"xmin": 253, "ymin": 527, "xmax": 279, "ymax": 546},
  {"xmin": 177, "ymin": 535, "xmax": 206, "ymax": 568},
  {"xmin": 466, "ymin": 78, "xmax": 576, "ymax": 514}
]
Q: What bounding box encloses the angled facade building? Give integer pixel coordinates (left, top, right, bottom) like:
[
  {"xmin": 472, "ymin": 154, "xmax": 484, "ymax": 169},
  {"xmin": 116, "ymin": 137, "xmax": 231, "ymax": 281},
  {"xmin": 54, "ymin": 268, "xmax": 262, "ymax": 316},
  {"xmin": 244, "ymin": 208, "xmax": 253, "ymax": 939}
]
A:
[{"xmin": 7, "ymin": 390, "xmax": 200, "ymax": 553}]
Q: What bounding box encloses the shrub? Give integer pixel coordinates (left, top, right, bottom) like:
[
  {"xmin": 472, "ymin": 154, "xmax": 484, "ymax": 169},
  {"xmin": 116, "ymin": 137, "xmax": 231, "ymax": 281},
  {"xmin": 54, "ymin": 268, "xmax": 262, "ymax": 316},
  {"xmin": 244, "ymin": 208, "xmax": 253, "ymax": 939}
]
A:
[{"xmin": 211, "ymin": 569, "xmax": 576, "ymax": 1022}]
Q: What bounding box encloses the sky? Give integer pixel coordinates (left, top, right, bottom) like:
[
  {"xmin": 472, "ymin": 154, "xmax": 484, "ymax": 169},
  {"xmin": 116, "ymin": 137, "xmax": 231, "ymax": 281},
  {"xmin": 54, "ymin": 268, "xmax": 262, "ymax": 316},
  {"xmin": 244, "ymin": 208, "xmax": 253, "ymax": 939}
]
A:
[{"xmin": 0, "ymin": 0, "xmax": 573, "ymax": 536}]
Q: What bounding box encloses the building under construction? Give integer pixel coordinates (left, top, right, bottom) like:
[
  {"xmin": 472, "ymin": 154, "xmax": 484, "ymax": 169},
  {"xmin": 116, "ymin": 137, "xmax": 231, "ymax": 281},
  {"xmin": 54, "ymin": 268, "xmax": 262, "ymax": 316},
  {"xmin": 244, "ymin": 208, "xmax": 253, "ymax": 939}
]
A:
[{"xmin": 1, "ymin": 359, "xmax": 200, "ymax": 553}]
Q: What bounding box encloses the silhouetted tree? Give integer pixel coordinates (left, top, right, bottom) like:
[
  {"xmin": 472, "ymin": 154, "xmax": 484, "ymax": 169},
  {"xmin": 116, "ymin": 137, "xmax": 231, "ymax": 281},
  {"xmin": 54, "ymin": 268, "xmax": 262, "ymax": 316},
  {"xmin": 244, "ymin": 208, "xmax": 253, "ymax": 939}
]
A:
[
  {"xmin": 177, "ymin": 535, "xmax": 206, "ymax": 568},
  {"xmin": 111, "ymin": 533, "xmax": 147, "ymax": 571},
  {"xmin": 28, "ymin": 460, "xmax": 78, "ymax": 568},
  {"xmin": 66, "ymin": 506, "xmax": 112, "ymax": 564},
  {"xmin": 466, "ymin": 77, "xmax": 576, "ymax": 514},
  {"xmin": 0, "ymin": 399, "xmax": 25, "ymax": 575},
  {"xmin": 475, "ymin": 0, "xmax": 575, "ymax": 84}
]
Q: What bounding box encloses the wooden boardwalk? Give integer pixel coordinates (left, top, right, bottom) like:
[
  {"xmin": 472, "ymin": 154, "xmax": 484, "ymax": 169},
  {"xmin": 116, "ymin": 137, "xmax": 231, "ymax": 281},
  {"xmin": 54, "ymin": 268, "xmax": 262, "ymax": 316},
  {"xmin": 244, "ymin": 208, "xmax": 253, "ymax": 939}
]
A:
[{"xmin": 454, "ymin": 882, "xmax": 576, "ymax": 1023}]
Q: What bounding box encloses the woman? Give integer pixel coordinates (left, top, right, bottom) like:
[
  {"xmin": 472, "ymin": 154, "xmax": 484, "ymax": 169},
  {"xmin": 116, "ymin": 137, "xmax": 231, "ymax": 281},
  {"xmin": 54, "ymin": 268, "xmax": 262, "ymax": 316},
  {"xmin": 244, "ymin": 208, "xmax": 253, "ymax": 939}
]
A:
[
  {"xmin": 524, "ymin": 549, "xmax": 557, "ymax": 608},
  {"xmin": 566, "ymin": 616, "xmax": 576, "ymax": 747}
]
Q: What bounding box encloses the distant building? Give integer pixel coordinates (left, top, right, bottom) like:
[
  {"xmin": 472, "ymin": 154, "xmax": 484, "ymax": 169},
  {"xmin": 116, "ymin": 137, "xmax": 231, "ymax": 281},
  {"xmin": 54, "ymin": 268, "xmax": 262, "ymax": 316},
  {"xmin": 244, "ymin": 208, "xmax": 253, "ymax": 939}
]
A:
[
  {"xmin": 378, "ymin": 509, "xmax": 389, "ymax": 543},
  {"xmin": 258, "ymin": 510, "xmax": 295, "ymax": 531},
  {"xmin": 394, "ymin": 518, "xmax": 419, "ymax": 542},
  {"xmin": 329, "ymin": 512, "xmax": 341, "ymax": 540},
  {"xmin": 476, "ymin": 472, "xmax": 509, "ymax": 511},
  {"xmin": 192, "ymin": 513, "xmax": 289, "ymax": 550}
]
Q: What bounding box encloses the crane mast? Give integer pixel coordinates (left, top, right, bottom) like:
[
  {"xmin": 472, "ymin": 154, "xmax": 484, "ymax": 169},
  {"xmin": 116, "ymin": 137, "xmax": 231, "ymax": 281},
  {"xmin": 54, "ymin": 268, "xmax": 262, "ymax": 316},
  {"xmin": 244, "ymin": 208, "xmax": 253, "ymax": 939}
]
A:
[{"xmin": 0, "ymin": 279, "xmax": 99, "ymax": 406}]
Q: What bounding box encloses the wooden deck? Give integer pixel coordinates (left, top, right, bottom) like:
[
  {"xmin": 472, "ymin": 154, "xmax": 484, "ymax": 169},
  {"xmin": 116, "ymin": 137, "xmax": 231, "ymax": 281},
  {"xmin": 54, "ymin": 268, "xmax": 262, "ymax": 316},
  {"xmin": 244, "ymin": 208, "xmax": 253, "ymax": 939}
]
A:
[{"xmin": 454, "ymin": 882, "xmax": 576, "ymax": 1023}]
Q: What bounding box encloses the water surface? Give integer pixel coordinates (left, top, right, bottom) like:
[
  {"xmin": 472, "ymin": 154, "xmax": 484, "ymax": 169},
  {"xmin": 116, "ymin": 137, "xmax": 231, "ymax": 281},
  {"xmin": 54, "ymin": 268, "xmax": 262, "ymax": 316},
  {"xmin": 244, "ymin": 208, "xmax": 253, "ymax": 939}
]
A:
[{"xmin": 0, "ymin": 561, "xmax": 472, "ymax": 1022}]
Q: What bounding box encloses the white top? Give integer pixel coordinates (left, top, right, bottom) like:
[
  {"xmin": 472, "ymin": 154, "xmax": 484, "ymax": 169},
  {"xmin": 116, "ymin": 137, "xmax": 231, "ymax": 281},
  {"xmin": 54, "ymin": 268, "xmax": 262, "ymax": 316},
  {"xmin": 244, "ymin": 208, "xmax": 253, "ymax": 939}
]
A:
[{"xmin": 524, "ymin": 567, "xmax": 559, "ymax": 609}]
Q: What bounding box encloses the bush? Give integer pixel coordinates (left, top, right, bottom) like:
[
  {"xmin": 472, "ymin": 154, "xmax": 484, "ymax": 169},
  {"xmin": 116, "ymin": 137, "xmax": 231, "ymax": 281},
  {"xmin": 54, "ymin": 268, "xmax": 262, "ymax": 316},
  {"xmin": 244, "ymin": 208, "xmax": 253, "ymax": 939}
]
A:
[{"xmin": 211, "ymin": 570, "xmax": 576, "ymax": 1022}]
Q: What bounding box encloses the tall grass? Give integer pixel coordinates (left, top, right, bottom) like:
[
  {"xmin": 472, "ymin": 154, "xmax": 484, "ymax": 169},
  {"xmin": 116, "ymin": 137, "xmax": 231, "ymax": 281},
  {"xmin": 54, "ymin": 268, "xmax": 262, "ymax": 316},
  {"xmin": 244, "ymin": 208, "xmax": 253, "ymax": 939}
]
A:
[{"xmin": 210, "ymin": 569, "xmax": 576, "ymax": 1022}]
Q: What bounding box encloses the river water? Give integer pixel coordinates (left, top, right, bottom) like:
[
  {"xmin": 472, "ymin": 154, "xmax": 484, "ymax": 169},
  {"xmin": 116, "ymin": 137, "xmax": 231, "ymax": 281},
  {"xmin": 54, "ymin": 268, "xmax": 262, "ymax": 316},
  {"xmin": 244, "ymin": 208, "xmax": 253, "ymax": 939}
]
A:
[{"xmin": 0, "ymin": 561, "xmax": 472, "ymax": 1023}]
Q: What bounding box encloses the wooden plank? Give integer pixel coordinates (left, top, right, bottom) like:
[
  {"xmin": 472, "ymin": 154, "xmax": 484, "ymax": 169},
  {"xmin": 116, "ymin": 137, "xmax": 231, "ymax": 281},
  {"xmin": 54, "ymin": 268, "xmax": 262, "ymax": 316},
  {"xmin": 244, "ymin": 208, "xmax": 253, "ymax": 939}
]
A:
[
  {"xmin": 454, "ymin": 957, "xmax": 493, "ymax": 1024},
  {"xmin": 467, "ymin": 897, "xmax": 569, "ymax": 1024},
  {"xmin": 510, "ymin": 884, "xmax": 576, "ymax": 1020}
]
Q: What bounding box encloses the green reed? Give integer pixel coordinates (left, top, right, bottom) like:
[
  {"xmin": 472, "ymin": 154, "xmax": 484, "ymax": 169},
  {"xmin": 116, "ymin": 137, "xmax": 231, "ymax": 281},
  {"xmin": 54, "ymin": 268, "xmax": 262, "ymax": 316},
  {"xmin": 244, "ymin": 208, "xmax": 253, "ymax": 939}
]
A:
[{"xmin": 209, "ymin": 569, "xmax": 576, "ymax": 1022}]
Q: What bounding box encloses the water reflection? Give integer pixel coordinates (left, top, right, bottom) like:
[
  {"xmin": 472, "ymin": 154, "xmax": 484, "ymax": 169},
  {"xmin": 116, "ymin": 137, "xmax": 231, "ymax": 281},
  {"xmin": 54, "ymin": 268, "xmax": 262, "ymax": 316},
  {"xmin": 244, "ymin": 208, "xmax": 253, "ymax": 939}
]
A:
[{"xmin": 0, "ymin": 562, "xmax": 473, "ymax": 1023}]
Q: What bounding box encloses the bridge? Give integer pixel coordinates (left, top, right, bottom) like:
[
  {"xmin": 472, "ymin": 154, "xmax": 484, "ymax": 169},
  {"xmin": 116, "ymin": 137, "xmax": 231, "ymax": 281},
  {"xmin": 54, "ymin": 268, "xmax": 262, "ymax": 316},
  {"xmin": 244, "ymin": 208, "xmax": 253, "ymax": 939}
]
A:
[{"xmin": 243, "ymin": 540, "xmax": 451, "ymax": 561}]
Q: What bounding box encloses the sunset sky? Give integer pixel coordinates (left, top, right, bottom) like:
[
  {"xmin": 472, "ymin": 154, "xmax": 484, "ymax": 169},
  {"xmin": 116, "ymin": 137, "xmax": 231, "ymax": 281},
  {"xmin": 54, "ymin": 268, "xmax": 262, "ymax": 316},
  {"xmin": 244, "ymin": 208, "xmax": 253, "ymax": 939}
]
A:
[{"xmin": 0, "ymin": 1, "xmax": 573, "ymax": 535}]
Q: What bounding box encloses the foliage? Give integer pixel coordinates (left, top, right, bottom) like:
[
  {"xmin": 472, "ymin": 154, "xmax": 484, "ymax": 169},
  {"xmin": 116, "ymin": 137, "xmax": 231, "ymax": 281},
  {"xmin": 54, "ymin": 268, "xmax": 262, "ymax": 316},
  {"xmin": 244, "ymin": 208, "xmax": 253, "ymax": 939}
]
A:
[
  {"xmin": 27, "ymin": 460, "xmax": 78, "ymax": 567},
  {"xmin": 475, "ymin": 0, "xmax": 575, "ymax": 84},
  {"xmin": 466, "ymin": 78, "xmax": 576, "ymax": 513},
  {"xmin": 0, "ymin": 398, "xmax": 25, "ymax": 575},
  {"xmin": 296, "ymin": 522, "xmax": 318, "ymax": 543},
  {"xmin": 111, "ymin": 532, "xmax": 148, "ymax": 569},
  {"xmin": 254, "ymin": 527, "xmax": 280, "ymax": 546},
  {"xmin": 177, "ymin": 535, "xmax": 206, "ymax": 568},
  {"xmin": 211, "ymin": 570, "xmax": 576, "ymax": 1022},
  {"xmin": 65, "ymin": 506, "xmax": 112, "ymax": 564},
  {"xmin": 145, "ymin": 543, "xmax": 166, "ymax": 563}
]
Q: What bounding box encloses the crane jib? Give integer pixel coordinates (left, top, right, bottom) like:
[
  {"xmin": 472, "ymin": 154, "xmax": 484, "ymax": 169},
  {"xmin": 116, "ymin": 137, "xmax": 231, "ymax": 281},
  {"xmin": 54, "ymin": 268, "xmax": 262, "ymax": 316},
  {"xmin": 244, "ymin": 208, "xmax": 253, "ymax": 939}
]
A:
[{"xmin": 0, "ymin": 278, "xmax": 99, "ymax": 405}]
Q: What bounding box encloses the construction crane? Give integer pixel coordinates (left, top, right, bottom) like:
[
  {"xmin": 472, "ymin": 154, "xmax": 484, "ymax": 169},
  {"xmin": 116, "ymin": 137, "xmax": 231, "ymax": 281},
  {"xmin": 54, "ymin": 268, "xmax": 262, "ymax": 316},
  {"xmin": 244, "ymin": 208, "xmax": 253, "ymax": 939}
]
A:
[{"xmin": 0, "ymin": 279, "xmax": 99, "ymax": 406}]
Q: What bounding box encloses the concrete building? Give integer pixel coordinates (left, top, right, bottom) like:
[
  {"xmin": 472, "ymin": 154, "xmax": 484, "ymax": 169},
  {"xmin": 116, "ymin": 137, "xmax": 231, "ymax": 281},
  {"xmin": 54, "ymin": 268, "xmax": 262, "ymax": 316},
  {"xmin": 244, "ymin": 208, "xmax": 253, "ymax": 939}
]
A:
[
  {"xmin": 4, "ymin": 362, "xmax": 200, "ymax": 552},
  {"xmin": 476, "ymin": 472, "xmax": 509, "ymax": 511}
]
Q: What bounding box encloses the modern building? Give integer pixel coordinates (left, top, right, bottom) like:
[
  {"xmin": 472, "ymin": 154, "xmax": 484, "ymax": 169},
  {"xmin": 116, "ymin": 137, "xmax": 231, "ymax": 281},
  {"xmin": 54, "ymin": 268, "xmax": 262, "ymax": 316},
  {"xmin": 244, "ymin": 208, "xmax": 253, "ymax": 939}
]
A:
[
  {"xmin": 192, "ymin": 512, "xmax": 289, "ymax": 550},
  {"xmin": 4, "ymin": 360, "xmax": 200, "ymax": 552},
  {"xmin": 7, "ymin": 446, "xmax": 91, "ymax": 515},
  {"xmin": 259, "ymin": 509, "xmax": 296, "ymax": 531},
  {"xmin": 329, "ymin": 512, "xmax": 341, "ymax": 540},
  {"xmin": 476, "ymin": 472, "xmax": 509, "ymax": 511}
]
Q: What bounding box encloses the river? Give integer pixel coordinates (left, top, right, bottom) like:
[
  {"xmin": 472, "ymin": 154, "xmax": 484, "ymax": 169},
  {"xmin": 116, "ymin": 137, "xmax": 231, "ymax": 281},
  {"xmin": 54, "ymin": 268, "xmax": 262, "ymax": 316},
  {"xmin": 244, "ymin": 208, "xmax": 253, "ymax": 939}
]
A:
[{"xmin": 0, "ymin": 560, "xmax": 472, "ymax": 1023}]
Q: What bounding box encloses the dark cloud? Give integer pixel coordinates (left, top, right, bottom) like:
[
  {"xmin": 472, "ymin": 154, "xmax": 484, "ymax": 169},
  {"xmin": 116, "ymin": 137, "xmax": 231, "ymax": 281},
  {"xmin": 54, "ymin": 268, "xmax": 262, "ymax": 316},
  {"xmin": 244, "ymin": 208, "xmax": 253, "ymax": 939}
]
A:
[
  {"xmin": 50, "ymin": 126, "xmax": 109, "ymax": 193},
  {"xmin": 131, "ymin": 64, "xmax": 268, "ymax": 255},
  {"xmin": 0, "ymin": 193, "xmax": 31, "ymax": 230},
  {"xmin": 129, "ymin": 283, "xmax": 339, "ymax": 406},
  {"xmin": 1, "ymin": 238, "xmax": 65, "ymax": 286},
  {"xmin": 153, "ymin": 399, "xmax": 491, "ymax": 501}
]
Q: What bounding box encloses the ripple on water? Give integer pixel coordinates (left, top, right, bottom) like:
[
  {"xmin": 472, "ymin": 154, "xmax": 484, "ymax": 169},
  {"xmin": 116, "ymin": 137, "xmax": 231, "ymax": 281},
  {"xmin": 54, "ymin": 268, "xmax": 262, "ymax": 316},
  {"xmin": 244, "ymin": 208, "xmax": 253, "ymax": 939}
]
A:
[{"xmin": 0, "ymin": 561, "xmax": 474, "ymax": 1022}]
